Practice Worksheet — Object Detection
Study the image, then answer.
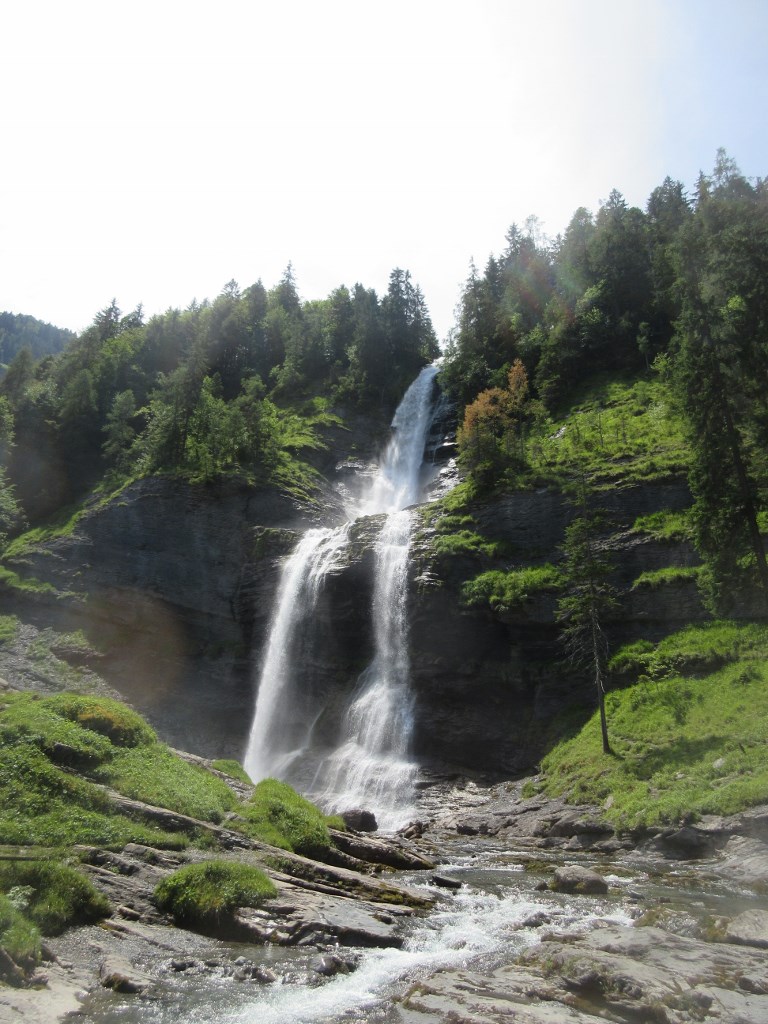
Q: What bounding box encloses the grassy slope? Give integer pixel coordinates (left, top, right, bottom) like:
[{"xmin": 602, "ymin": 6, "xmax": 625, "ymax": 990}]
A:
[
  {"xmin": 536, "ymin": 622, "xmax": 768, "ymax": 828},
  {"xmin": 518, "ymin": 378, "xmax": 765, "ymax": 825},
  {"xmin": 0, "ymin": 690, "xmax": 350, "ymax": 973},
  {"xmin": 524, "ymin": 369, "xmax": 689, "ymax": 489}
]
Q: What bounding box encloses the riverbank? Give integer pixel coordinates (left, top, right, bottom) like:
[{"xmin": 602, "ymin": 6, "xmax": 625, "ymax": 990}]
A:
[
  {"xmin": 398, "ymin": 775, "xmax": 768, "ymax": 1023},
  {"xmin": 4, "ymin": 774, "xmax": 768, "ymax": 1023}
]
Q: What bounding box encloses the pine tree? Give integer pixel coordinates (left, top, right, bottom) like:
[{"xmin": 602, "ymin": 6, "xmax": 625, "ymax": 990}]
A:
[{"xmin": 556, "ymin": 476, "xmax": 617, "ymax": 755}]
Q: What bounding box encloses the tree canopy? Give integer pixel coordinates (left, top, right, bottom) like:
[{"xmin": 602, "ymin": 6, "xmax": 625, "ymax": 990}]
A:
[{"xmin": 0, "ymin": 268, "xmax": 439, "ymax": 520}]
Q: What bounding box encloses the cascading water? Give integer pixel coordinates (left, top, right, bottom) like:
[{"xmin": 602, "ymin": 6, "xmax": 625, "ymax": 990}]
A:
[
  {"xmin": 309, "ymin": 507, "xmax": 416, "ymax": 826},
  {"xmin": 243, "ymin": 525, "xmax": 351, "ymax": 784},
  {"xmin": 243, "ymin": 363, "xmax": 439, "ymax": 826}
]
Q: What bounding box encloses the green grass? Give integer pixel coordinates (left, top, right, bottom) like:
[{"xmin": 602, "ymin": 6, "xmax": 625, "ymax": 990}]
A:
[
  {"xmin": 463, "ymin": 564, "xmax": 562, "ymax": 611},
  {"xmin": 0, "ymin": 743, "xmax": 184, "ymax": 848},
  {"xmin": 240, "ymin": 779, "xmax": 338, "ymax": 858},
  {"xmin": 539, "ymin": 620, "xmax": 768, "ymax": 828},
  {"xmin": 431, "ymin": 530, "xmax": 502, "ymax": 559},
  {"xmin": 0, "ymin": 692, "xmax": 231, "ymax": 849},
  {"xmin": 632, "ymin": 509, "xmax": 692, "ymax": 541},
  {"xmin": 154, "ymin": 860, "xmax": 276, "ymax": 926},
  {"xmin": 608, "ymin": 620, "xmax": 768, "ymax": 680},
  {"xmin": 631, "ymin": 565, "xmax": 702, "ymax": 589},
  {"xmin": 0, "ymin": 860, "xmax": 109, "ymax": 935},
  {"xmin": 0, "ymin": 893, "xmax": 41, "ymax": 970},
  {"xmin": 0, "ymin": 614, "xmax": 19, "ymax": 645},
  {"xmin": 0, "ymin": 565, "xmax": 56, "ymax": 595},
  {"xmin": 525, "ymin": 372, "xmax": 689, "ymax": 488},
  {"xmin": 211, "ymin": 759, "xmax": 253, "ymax": 784},
  {"xmin": 93, "ymin": 746, "xmax": 238, "ymax": 823},
  {"xmin": 3, "ymin": 504, "xmax": 86, "ymax": 559},
  {"xmin": 45, "ymin": 692, "xmax": 157, "ymax": 746}
]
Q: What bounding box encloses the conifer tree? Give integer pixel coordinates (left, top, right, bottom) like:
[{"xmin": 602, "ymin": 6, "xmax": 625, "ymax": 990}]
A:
[{"xmin": 556, "ymin": 473, "xmax": 616, "ymax": 755}]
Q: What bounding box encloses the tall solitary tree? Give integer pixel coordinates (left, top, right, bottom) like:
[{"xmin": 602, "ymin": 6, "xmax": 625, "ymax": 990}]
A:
[{"xmin": 556, "ymin": 478, "xmax": 617, "ymax": 755}]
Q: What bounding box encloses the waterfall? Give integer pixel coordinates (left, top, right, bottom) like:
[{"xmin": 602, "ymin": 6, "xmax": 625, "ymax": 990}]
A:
[
  {"xmin": 243, "ymin": 526, "xmax": 351, "ymax": 784},
  {"xmin": 243, "ymin": 363, "xmax": 439, "ymax": 826}
]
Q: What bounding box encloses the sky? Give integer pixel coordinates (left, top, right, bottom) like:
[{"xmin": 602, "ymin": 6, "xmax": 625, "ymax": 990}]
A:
[{"xmin": 2, "ymin": 0, "xmax": 767, "ymax": 343}]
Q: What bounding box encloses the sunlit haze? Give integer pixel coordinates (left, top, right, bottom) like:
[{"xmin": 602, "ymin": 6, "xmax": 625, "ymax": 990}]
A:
[{"xmin": 2, "ymin": 0, "xmax": 767, "ymax": 341}]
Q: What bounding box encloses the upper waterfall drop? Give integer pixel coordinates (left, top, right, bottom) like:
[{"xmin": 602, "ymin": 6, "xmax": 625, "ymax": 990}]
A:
[
  {"xmin": 243, "ymin": 363, "xmax": 440, "ymax": 826},
  {"xmin": 358, "ymin": 363, "xmax": 440, "ymax": 516}
]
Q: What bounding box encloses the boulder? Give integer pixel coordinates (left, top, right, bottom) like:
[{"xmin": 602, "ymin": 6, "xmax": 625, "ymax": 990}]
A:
[
  {"xmin": 430, "ymin": 873, "xmax": 462, "ymax": 890},
  {"xmin": 341, "ymin": 808, "xmax": 378, "ymax": 832},
  {"xmin": 726, "ymin": 910, "xmax": 768, "ymax": 949},
  {"xmin": 312, "ymin": 954, "xmax": 352, "ymax": 977},
  {"xmin": 99, "ymin": 955, "xmax": 153, "ymax": 994},
  {"xmin": 550, "ymin": 865, "xmax": 608, "ymax": 895}
]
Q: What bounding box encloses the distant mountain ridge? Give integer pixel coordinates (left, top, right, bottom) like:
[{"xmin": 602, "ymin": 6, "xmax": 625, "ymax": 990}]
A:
[{"xmin": 0, "ymin": 310, "xmax": 75, "ymax": 364}]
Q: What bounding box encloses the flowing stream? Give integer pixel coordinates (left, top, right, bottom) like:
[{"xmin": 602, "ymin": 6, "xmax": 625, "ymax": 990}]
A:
[
  {"xmin": 79, "ymin": 833, "xmax": 645, "ymax": 1024},
  {"xmin": 243, "ymin": 364, "xmax": 439, "ymax": 827}
]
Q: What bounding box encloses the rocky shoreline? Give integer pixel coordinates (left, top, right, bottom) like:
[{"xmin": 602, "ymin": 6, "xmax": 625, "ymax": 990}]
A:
[
  {"xmin": 397, "ymin": 777, "xmax": 768, "ymax": 1023},
  {"xmin": 3, "ymin": 775, "xmax": 768, "ymax": 1024}
]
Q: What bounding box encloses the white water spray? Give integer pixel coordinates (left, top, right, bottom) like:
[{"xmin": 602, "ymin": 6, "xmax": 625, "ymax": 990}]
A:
[
  {"xmin": 243, "ymin": 364, "xmax": 439, "ymax": 824},
  {"xmin": 243, "ymin": 526, "xmax": 350, "ymax": 784}
]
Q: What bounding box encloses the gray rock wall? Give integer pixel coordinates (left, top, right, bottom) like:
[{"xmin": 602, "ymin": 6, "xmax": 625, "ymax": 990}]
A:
[
  {"xmin": 2, "ymin": 467, "xmax": 753, "ymax": 778},
  {"xmin": 406, "ymin": 480, "xmax": 711, "ymax": 776},
  {"xmin": 1, "ymin": 477, "xmax": 326, "ymax": 757}
]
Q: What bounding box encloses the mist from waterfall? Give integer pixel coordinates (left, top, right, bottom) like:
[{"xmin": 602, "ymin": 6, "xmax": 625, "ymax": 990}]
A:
[{"xmin": 243, "ymin": 363, "xmax": 439, "ymax": 827}]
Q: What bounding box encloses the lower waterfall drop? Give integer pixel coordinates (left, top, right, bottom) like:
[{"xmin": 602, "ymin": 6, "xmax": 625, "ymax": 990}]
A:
[
  {"xmin": 243, "ymin": 363, "xmax": 439, "ymax": 827},
  {"xmin": 311, "ymin": 507, "xmax": 417, "ymax": 828}
]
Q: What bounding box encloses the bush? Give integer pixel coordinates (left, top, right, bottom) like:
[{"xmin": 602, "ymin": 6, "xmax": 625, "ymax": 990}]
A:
[
  {"xmin": 46, "ymin": 694, "xmax": 157, "ymax": 747},
  {"xmin": 463, "ymin": 564, "xmax": 562, "ymax": 611},
  {"xmin": 154, "ymin": 860, "xmax": 276, "ymax": 925},
  {"xmin": 240, "ymin": 779, "xmax": 335, "ymax": 858},
  {"xmin": 0, "ymin": 860, "xmax": 109, "ymax": 935}
]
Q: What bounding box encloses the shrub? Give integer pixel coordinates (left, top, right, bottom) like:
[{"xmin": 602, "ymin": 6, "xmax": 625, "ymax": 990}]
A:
[
  {"xmin": 46, "ymin": 694, "xmax": 157, "ymax": 747},
  {"xmin": 154, "ymin": 860, "xmax": 276, "ymax": 925},
  {"xmin": 0, "ymin": 860, "xmax": 110, "ymax": 935},
  {"xmin": 240, "ymin": 779, "xmax": 334, "ymax": 858}
]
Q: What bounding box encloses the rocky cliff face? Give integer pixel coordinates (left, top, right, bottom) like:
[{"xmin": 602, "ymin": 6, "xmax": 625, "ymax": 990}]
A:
[
  {"xmin": 0, "ymin": 477, "xmax": 329, "ymax": 757},
  {"xmin": 0, "ymin": 392, "xmax": 734, "ymax": 778},
  {"xmin": 407, "ymin": 480, "xmax": 708, "ymax": 776}
]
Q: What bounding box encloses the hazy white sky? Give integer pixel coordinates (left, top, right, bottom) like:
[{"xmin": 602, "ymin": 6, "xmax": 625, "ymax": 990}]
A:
[{"xmin": 2, "ymin": 0, "xmax": 767, "ymax": 341}]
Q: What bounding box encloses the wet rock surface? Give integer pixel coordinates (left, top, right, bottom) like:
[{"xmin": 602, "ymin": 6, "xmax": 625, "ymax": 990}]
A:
[
  {"xmin": 401, "ymin": 925, "xmax": 768, "ymax": 1023},
  {"xmin": 393, "ymin": 779, "xmax": 768, "ymax": 1024},
  {"xmin": 6, "ymin": 780, "xmax": 768, "ymax": 1024}
]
